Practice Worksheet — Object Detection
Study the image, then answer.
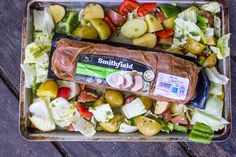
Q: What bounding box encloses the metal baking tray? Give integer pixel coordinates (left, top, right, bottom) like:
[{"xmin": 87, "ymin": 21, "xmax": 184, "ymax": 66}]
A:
[{"xmin": 20, "ymin": 0, "xmax": 231, "ymax": 141}]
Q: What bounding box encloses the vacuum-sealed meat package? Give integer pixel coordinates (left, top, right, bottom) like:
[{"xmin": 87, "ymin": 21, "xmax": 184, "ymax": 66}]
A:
[{"xmin": 49, "ymin": 35, "xmax": 210, "ymax": 108}]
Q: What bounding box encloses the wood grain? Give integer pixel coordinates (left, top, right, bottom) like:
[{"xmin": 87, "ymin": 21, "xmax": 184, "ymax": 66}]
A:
[
  {"xmin": 0, "ymin": 78, "xmax": 62, "ymax": 157},
  {"xmin": 0, "ymin": 0, "xmax": 236, "ymax": 157}
]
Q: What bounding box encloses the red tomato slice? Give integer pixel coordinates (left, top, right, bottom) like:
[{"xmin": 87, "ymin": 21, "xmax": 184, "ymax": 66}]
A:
[
  {"xmin": 78, "ymin": 90, "xmax": 98, "ymax": 103},
  {"xmin": 137, "ymin": 3, "xmax": 157, "ymax": 17},
  {"xmin": 156, "ymin": 29, "xmax": 174, "ymax": 39},
  {"xmin": 76, "ymin": 103, "xmax": 93, "ymax": 118},
  {"xmin": 104, "ymin": 17, "xmax": 116, "ymax": 32},
  {"xmin": 58, "ymin": 87, "xmax": 71, "ymax": 99},
  {"xmin": 119, "ymin": 0, "xmax": 139, "ymax": 16}
]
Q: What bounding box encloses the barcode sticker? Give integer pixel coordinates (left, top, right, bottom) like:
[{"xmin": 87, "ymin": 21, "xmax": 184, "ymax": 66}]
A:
[{"xmin": 154, "ymin": 73, "xmax": 189, "ymax": 100}]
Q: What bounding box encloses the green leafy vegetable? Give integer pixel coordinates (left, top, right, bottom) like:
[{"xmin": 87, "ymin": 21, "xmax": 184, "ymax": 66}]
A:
[
  {"xmin": 205, "ymin": 67, "xmax": 229, "ymax": 85},
  {"xmin": 173, "ymin": 124, "xmax": 188, "ymax": 133},
  {"xmin": 209, "ymin": 82, "xmax": 223, "ymax": 95},
  {"xmin": 217, "ymin": 33, "xmax": 231, "ymax": 58},
  {"xmin": 20, "ymin": 63, "xmax": 36, "ymax": 88},
  {"xmin": 178, "ymin": 6, "xmax": 200, "ymax": 23},
  {"xmin": 203, "ymin": 95, "xmax": 223, "ymax": 117},
  {"xmin": 201, "ymin": 2, "xmax": 221, "ymax": 14}
]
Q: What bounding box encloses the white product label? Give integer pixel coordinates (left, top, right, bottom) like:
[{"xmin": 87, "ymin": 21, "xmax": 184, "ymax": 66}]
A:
[{"xmin": 154, "ymin": 73, "xmax": 189, "ymax": 100}]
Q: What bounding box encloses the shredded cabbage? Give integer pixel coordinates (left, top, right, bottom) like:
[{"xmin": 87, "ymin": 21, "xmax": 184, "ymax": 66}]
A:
[
  {"xmin": 33, "ymin": 8, "xmax": 55, "ymax": 34},
  {"xmin": 29, "ymin": 99, "xmax": 56, "ymax": 132},
  {"xmin": 34, "ymin": 31, "xmax": 53, "ymax": 49},
  {"xmin": 205, "ymin": 28, "xmax": 214, "ymax": 38},
  {"xmin": 48, "ymin": 97, "xmax": 75, "ymax": 127},
  {"xmin": 24, "ymin": 42, "xmax": 42, "ymax": 64},
  {"xmin": 203, "ymin": 95, "xmax": 223, "ymax": 117},
  {"xmin": 175, "ymin": 18, "xmax": 207, "ymax": 44},
  {"xmin": 190, "ymin": 109, "xmax": 228, "ymax": 131},
  {"xmin": 217, "ymin": 33, "xmax": 231, "ymax": 58},
  {"xmin": 201, "ymin": 2, "xmax": 221, "ymax": 14},
  {"xmin": 21, "ymin": 63, "xmax": 36, "ymax": 88},
  {"xmin": 178, "ymin": 6, "xmax": 200, "ymax": 23},
  {"xmin": 214, "ymin": 16, "xmax": 221, "ymax": 37},
  {"xmin": 209, "ymin": 82, "xmax": 223, "ymax": 95},
  {"xmin": 205, "ymin": 67, "xmax": 229, "ymax": 85}
]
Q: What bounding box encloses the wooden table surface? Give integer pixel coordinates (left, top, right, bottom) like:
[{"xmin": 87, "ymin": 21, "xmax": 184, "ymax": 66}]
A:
[{"xmin": 0, "ymin": 0, "xmax": 235, "ymax": 157}]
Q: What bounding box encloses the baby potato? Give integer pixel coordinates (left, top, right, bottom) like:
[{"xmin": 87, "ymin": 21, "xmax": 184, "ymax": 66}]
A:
[
  {"xmin": 105, "ymin": 90, "xmax": 124, "ymax": 108},
  {"xmin": 169, "ymin": 103, "xmax": 186, "ymax": 114},
  {"xmin": 37, "ymin": 80, "xmax": 58, "ymax": 99},
  {"xmin": 145, "ymin": 14, "xmax": 163, "ymax": 32},
  {"xmin": 100, "ymin": 114, "xmax": 122, "ymax": 132},
  {"xmin": 133, "ymin": 33, "xmax": 157, "ymax": 48},
  {"xmin": 94, "ymin": 97, "xmax": 105, "ymax": 107},
  {"xmin": 121, "ymin": 19, "xmax": 147, "ymax": 38},
  {"xmin": 49, "ymin": 5, "xmax": 65, "ymax": 23},
  {"xmin": 90, "ymin": 19, "xmax": 111, "ymax": 40},
  {"xmin": 140, "ymin": 96, "xmax": 153, "ymax": 110},
  {"xmin": 83, "ymin": 3, "xmax": 104, "ymax": 20},
  {"xmin": 72, "ymin": 26, "xmax": 98, "ymax": 39},
  {"xmin": 135, "ymin": 116, "xmax": 162, "ymax": 136},
  {"xmin": 185, "ymin": 39, "xmax": 205, "ymax": 55}
]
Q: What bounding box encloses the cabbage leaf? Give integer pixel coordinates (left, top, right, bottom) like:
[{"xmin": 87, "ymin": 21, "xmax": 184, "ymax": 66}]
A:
[
  {"xmin": 178, "ymin": 6, "xmax": 200, "ymax": 23},
  {"xmin": 205, "ymin": 67, "xmax": 229, "ymax": 85},
  {"xmin": 201, "ymin": 2, "xmax": 221, "ymax": 14}
]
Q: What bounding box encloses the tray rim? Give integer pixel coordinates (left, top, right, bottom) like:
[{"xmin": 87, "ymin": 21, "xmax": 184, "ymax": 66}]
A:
[{"xmin": 19, "ymin": 0, "xmax": 232, "ymax": 142}]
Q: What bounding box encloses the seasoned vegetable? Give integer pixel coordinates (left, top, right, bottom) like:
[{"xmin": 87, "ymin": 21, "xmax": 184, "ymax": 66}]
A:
[
  {"xmin": 90, "ymin": 19, "xmax": 111, "ymax": 40},
  {"xmin": 94, "ymin": 97, "xmax": 105, "ymax": 107},
  {"xmin": 36, "ymin": 80, "xmax": 58, "ymax": 99},
  {"xmin": 162, "ymin": 16, "xmax": 177, "ymax": 29},
  {"xmin": 137, "ymin": 3, "xmax": 157, "ymax": 17},
  {"xmin": 83, "ymin": 3, "xmax": 104, "ymax": 20},
  {"xmin": 121, "ymin": 19, "xmax": 147, "ymax": 38},
  {"xmin": 119, "ymin": 0, "xmax": 139, "ymax": 16},
  {"xmin": 119, "ymin": 122, "xmax": 138, "ymax": 133},
  {"xmin": 173, "ymin": 124, "xmax": 188, "ymax": 133},
  {"xmin": 89, "ymin": 104, "xmax": 114, "ymax": 122},
  {"xmin": 76, "ymin": 103, "xmax": 93, "ymax": 118},
  {"xmin": 170, "ymin": 114, "xmax": 188, "ymax": 125},
  {"xmin": 145, "ymin": 14, "xmax": 163, "ymax": 32},
  {"xmin": 104, "ymin": 89, "xmax": 124, "ymax": 108},
  {"xmin": 156, "ymin": 29, "xmax": 174, "ymax": 39},
  {"xmin": 185, "ymin": 39, "xmax": 205, "ymax": 55},
  {"xmin": 154, "ymin": 101, "xmax": 170, "ymax": 115},
  {"xmin": 100, "ymin": 114, "xmax": 122, "ymax": 132},
  {"xmin": 104, "ymin": 17, "xmax": 116, "ymax": 32},
  {"xmin": 72, "ymin": 26, "xmax": 98, "ymax": 39},
  {"xmin": 49, "ymin": 5, "xmax": 65, "ymax": 23},
  {"xmin": 140, "ymin": 96, "xmax": 153, "ymax": 110},
  {"xmin": 121, "ymin": 98, "xmax": 147, "ymax": 119},
  {"xmin": 58, "ymin": 87, "xmax": 70, "ymax": 99},
  {"xmin": 207, "ymin": 36, "xmax": 216, "ymax": 45},
  {"xmin": 202, "ymin": 53, "xmax": 217, "ymax": 68},
  {"xmin": 135, "ymin": 116, "xmax": 162, "ymax": 136},
  {"xmin": 56, "ymin": 11, "xmax": 79, "ymax": 34},
  {"xmin": 169, "ymin": 103, "xmax": 186, "ymax": 114},
  {"xmin": 133, "ymin": 33, "xmax": 157, "ymax": 48},
  {"xmin": 57, "ymin": 80, "xmax": 80, "ymax": 100},
  {"xmin": 160, "ymin": 4, "xmax": 181, "ymax": 18},
  {"xmin": 108, "ymin": 9, "xmax": 127, "ymax": 26}
]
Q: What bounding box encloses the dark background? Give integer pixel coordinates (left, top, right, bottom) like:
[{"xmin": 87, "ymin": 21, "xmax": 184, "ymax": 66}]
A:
[{"xmin": 0, "ymin": 0, "xmax": 235, "ymax": 156}]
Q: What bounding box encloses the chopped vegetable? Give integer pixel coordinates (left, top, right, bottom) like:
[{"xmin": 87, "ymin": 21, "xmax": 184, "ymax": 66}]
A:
[
  {"xmin": 90, "ymin": 19, "xmax": 111, "ymax": 40},
  {"xmin": 209, "ymin": 82, "xmax": 223, "ymax": 95},
  {"xmin": 145, "ymin": 14, "xmax": 163, "ymax": 32},
  {"xmin": 76, "ymin": 103, "xmax": 93, "ymax": 118},
  {"xmin": 154, "ymin": 101, "xmax": 169, "ymax": 115},
  {"xmin": 72, "ymin": 26, "xmax": 98, "ymax": 39},
  {"xmin": 58, "ymin": 87, "xmax": 71, "ymax": 99},
  {"xmin": 206, "ymin": 36, "xmax": 216, "ymax": 45},
  {"xmin": 137, "ymin": 3, "xmax": 157, "ymax": 17},
  {"xmin": 201, "ymin": 2, "xmax": 221, "ymax": 14},
  {"xmin": 202, "ymin": 53, "xmax": 217, "ymax": 68},
  {"xmin": 162, "ymin": 16, "xmax": 177, "ymax": 29},
  {"xmin": 57, "ymin": 80, "xmax": 80, "ymax": 100},
  {"xmin": 214, "ymin": 16, "xmax": 221, "ymax": 37},
  {"xmin": 121, "ymin": 19, "xmax": 147, "ymax": 38},
  {"xmin": 132, "ymin": 33, "xmax": 157, "ymax": 48},
  {"xmin": 170, "ymin": 114, "xmax": 188, "ymax": 125},
  {"xmin": 205, "ymin": 67, "xmax": 229, "ymax": 85},
  {"xmin": 158, "ymin": 37, "xmax": 173, "ymax": 46},
  {"xmin": 156, "ymin": 29, "xmax": 174, "ymax": 39},
  {"xmin": 173, "ymin": 124, "xmax": 188, "ymax": 133},
  {"xmin": 119, "ymin": 122, "xmax": 138, "ymax": 133},
  {"xmin": 160, "ymin": 4, "xmax": 181, "ymax": 18},
  {"xmin": 121, "ymin": 98, "xmax": 147, "ymax": 119},
  {"xmin": 104, "ymin": 17, "xmax": 116, "ymax": 32},
  {"xmin": 108, "ymin": 9, "xmax": 127, "ymax": 26},
  {"xmin": 89, "ymin": 104, "xmax": 114, "ymax": 122},
  {"xmin": 78, "ymin": 90, "xmax": 98, "ymax": 103},
  {"xmin": 217, "ymin": 33, "xmax": 231, "ymax": 59},
  {"xmin": 21, "ymin": 63, "xmax": 36, "ymax": 88},
  {"xmin": 83, "ymin": 3, "xmax": 105, "ymax": 20},
  {"xmin": 100, "ymin": 114, "xmax": 122, "ymax": 132},
  {"xmin": 185, "ymin": 39, "xmax": 205, "ymax": 55},
  {"xmin": 192, "ymin": 122, "xmax": 214, "ymax": 134},
  {"xmin": 29, "ymin": 99, "xmax": 56, "ymax": 132},
  {"xmin": 48, "ymin": 97, "xmax": 75, "ymax": 127},
  {"xmin": 36, "ymin": 80, "xmax": 58, "ymax": 99},
  {"xmin": 56, "ymin": 11, "xmax": 79, "ymax": 34},
  {"xmin": 49, "ymin": 5, "xmax": 65, "ymax": 23},
  {"xmin": 119, "ymin": 0, "xmax": 139, "ymax": 16},
  {"xmin": 203, "ymin": 95, "xmax": 223, "ymax": 117},
  {"xmin": 139, "ymin": 96, "xmax": 153, "ymax": 110},
  {"xmin": 178, "ymin": 6, "xmax": 200, "ymax": 23},
  {"xmin": 104, "ymin": 89, "xmax": 124, "ymax": 108}
]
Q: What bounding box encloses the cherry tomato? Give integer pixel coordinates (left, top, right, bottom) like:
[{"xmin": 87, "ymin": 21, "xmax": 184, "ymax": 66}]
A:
[{"xmin": 137, "ymin": 3, "xmax": 157, "ymax": 17}]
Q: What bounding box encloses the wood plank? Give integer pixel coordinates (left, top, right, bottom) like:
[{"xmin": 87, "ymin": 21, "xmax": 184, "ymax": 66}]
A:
[{"xmin": 0, "ymin": 78, "xmax": 62, "ymax": 157}]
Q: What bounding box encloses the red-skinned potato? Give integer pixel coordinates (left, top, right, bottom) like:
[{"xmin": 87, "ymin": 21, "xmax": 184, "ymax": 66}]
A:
[
  {"xmin": 154, "ymin": 101, "xmax": 170, "ymax": 115},
  {"xmin": 108, "ymin": 9, "xmax": 127, "ymax": 26},
  {"xmin": 170, "ymin": 114, "xmax": 188, "ymax": 125}
]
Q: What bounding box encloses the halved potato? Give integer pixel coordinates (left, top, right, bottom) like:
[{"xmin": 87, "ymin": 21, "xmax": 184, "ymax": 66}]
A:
[
  {"xmin": 49, "ymin": 5, "xmax": 65, "ymax": 23},
  {"xmin": 121, "ymin": 19, "xmax": 147, "ymax": 38},
  {"xmin": 133, "ymin": 33, "xmax": 157, "ymax": 48},
  {"xmin": 83, "ymin": 3, "xmax": 104, "ymax": 20},
  {"xmin": 90, "ymin": 19, "xmax": 111, "ymax": 40},
  {"xmin": 154, "ymin": 101, "xmax": 170, "ymax": 114},
  {"xmin": 72, "ymin": 26, "xmax": 98, "ymax": 39},
  {"xmin": 145, "ymin": 14, "xmax": 163, "ymax": 32}
]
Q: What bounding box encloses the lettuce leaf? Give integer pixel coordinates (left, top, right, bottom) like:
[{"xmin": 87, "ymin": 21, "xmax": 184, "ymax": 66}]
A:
[
  {"xmin": 190, "ymin": 109, "xmax": 228, "ymax": 131},
  {"xmin": 203, "ymin": 95, "xmax": 223, "ymax": 117},
  {"xmin": 201, "ymin": 2, "xmax": 221, "ymax": 14},
  {"xmin": 29, "ymin": 99, "xmax": 56, "ymax": 132},
  {"xmin": 214, "ymin": 16, "xmax": 221, "ymax": 37},
  {"xmin": 33, "ymin": 8, "xmax": 55, "ymax": 34},
  {"xmin": 205, "ymin": 67, "xmax": 229, "ymax": 85},
  {"xmin": 34, "ymin": 31, "xmax": 53, "ymax": 49},
  {"xmin": 210, "ymin": 46, "xmax": 224, "ymax": 60},
  {"xmin": 21, "ymin": 63, "xmax": 36, "ymax": 88},
  {"xmin": 175, "ymin": 18, "xmax": 207, "ymax": 44},
  {"xmin": 178, "ymin": 6, "xmax": 200, "ymax": 23},
  {"xmin": 209, "ymin": 82, "xmax": 223, "ymax": 95},
  {"xmin": 217, "ymin": 33, "xmax": 231, "ymax": 58},
  {"xmin": 24, "ymin": 42, "xmax": 42, "ymax": 64}
]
